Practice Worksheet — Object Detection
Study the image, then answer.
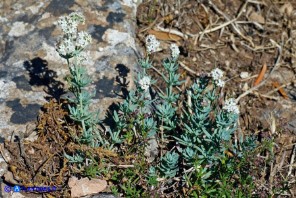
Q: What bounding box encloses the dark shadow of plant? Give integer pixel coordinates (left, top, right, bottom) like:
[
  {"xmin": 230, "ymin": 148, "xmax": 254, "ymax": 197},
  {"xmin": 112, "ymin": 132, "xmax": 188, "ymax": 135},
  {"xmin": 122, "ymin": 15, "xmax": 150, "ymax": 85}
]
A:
[
  {"xmin": 115, "ymin": 63, "xmax": 130, "ymax": 99},
  {"xmin": 103, "ymin": 63, "xmax": 130, "ymax": 131},
  {"xmin": 23, "ymin": 57, "xmax": 65, "ymax": 100}
]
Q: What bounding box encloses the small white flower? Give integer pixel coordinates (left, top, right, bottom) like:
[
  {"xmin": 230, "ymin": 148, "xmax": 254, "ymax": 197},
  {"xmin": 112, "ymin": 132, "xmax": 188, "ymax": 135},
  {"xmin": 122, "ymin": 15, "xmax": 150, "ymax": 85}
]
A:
[
  {"xmin": 211, "ymin": 68, "xmax": 225, "ymax": 87},
  {"xmin": 170, "ymin": 43, "xmax": 180, "ymax": 59},
  {"xmin": 58, "ymin": 16, "xmax": 78, "ymax": 35},
  {"xmin": 57, "ymin": 12, "xmax": 85, "ymax": 36},
  {"xmin": 223, "ymin": 98, "xmax": 239, "ymax": 114},
  {"xmin": 216, "ymin": 79, "xmax": 225, "ymax": 87},
  {"xmin": 57, "ymin": 42, "xmax": 66, "ymax": 55},
  {"xmin": 139, "ymin": 76, "xmax": 151, "ymax": 91},
  {"xmin": 145, "ymin": 35, "xmax": 160, "ymax": 54},
  {"xmin": 211, "ymin": 68, "xmax": 224, "ymax": 81},
  {"xmin": 57, "ymin": 16, "xmax": 68, "ymax": 30},
  {"xmin": 57, "ymin": 38, "xmax": 76, "ymax": 56},
  {"xmin": 76, "ymin": 31, "xmax": 92, "ymax": 48}
]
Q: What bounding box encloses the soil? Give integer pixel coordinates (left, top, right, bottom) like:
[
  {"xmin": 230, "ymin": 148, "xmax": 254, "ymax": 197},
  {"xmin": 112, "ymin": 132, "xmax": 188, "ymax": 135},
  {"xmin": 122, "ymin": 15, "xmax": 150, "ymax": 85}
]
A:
[{"xmin": 136, "ymin": 0, "xmax": 296, "ymax": 196}]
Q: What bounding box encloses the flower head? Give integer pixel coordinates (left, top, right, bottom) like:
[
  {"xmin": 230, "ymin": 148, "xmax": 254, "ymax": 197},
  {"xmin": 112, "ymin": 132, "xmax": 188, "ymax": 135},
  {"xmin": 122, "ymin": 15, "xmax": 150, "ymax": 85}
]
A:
[
  {"xmin": 56, "ymin": 12, "xmax": 92, "ymax": 58},
  {"xmin": 145, "ymin": 35, "xmax": 160, "ymax": 54},
  {"xmin": 76, "ymin": 31, "xmax": 92, "ymax": 49},
  {"xmin": 139, "ymin": 76, "xmax": 151, "ymax": 91},
  {"xmin": 211, "ymin": 68, "xmax": 224, "ymax": 81},
  {"xmin": 223, "ymin": 98, "xmax": 239, "ymax": 114},
  {"xmin": 57, "ymin": 12, "xmax": 85, "ymax": 35},
  {"xmin": 216, "ymin": 79, "xmax": 225, "ymax": 88},
  {"xmin": 211, "ymin": 68, "xmax": 225, "ymax": 87},
  {"xmin": 57, "ymin": 38, "xmax": 76, "ymax": 56},
  {"xmin": 170, "ymin": 43, "xmax": 180, "ymax": 59},
  {"xmin": 58, "ymin": 16, "xmax": 78, "ymax": 35}
]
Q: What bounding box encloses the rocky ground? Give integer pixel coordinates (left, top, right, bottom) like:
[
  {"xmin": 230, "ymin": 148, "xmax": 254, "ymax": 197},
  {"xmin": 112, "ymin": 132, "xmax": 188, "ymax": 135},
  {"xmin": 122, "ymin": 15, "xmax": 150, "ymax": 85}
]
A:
[
  {"xmin": 0, "ymin": 0, "xmax": 296, "ymax": 197},
  {"xmin": 136, "ymin": 0, "xmax": 296, "ymax": 196},
  {"xmin": 0, "ymin": 0, "xmax": 141, "ymax": 197}
]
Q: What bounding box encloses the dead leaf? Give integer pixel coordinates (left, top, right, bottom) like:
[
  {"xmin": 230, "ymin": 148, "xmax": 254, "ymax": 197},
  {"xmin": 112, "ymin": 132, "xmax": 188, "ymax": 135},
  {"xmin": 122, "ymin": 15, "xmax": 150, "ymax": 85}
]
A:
[
  {"xmin": 254, "ymin": 63, "xmax": 267, "ymax": 86},
  {"xmin": 249, "ymin": 12, "xmax": 265, "ymax": 24},
  {"xmin": 147, "ymin": 29, "xmax": 182, "ymax": 41},
  {"xmin": 272, "ymin": 81, "xmax": 289, "ymax": 99}
]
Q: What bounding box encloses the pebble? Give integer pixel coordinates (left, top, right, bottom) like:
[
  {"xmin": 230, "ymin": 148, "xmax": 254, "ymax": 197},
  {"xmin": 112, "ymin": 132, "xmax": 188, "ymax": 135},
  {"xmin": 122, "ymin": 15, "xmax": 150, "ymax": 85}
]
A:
[{"xmin": 240, "ymin": 72, "xmax": 250, "ymax": 79}]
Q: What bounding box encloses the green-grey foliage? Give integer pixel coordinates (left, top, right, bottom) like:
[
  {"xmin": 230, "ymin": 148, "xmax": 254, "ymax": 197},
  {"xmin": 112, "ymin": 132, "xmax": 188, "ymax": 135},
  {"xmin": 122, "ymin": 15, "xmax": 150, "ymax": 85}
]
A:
[
  {"xmin": 54, "ymin": 13, "xmax": 259, "ymax": 196},
  {"xmin": 159, "ymin": 151, "xmax": 179, "ymax": 178}
]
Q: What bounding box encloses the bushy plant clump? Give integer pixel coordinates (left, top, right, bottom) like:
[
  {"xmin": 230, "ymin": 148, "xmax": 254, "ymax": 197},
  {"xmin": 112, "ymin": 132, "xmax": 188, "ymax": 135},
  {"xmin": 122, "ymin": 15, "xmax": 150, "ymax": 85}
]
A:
[{"xmin": 56, "ymin": 12, "xmax": 258, "ymax": 197}]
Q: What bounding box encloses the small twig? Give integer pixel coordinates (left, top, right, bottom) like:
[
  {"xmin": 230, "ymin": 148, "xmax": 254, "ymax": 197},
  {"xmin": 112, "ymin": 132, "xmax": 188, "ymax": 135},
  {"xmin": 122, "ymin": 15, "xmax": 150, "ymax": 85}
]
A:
[
  {"xmin": 132, "ymin": 126, "xmax": 139, "ymax": 138},
  {"xmin": 236, "ymin": 39, "xmax": 282, "ymax": 103},
  {"xmin": 235, "ymin": 21, "xmax": 264, "ymax": 30},
  {"xmin": 152, "ymin": 84, "xmax": 166, "ymax": 96},
  {"xmin": 240, "ymin": 41, "xmax": 277, "ymax": 52},
  {"xmin": 179, "ymin": 61, "xmax": 198, "ymax": 76},
  {"xmin": 251, "ymin": 91, "xmax": 280, "ymax": 101},
  {"xmin": 208, "ymin": 0, "xmax": 255, "ymax": 47},
  {"xmin": 32, "ymin": 152, "xmax": 58, "ymax": 182},
  {"xmin": 179, "ymin": 61, "xmax": 211, "ymax": 77},
  {"xmin": 266, "ymin": 79, "xmax": 296, "ymax": 96},
  {"xmin": 17, "ymin": 133, "xmax": 35, "ymax": 176},
  {"xmin": 199, "ymin": 0, "xmax": 249, "ymax": 39},
  {"xmin": 151, "ymin": 65, "xmax": 164, "ymax": 77},
  {"xmin": 279, "ymin": 150, "xmax": 287, "ymax": 170},
  {"xmin": 287, "ymin": 144, "xmax": 296, "ymax": 177},
  {"xmin": 109, "ymin": 164, "xmax": 135, "ymax": 168},
  {"xmin": 155, "ymin": 0, "xmax": 250, "ymax": 42},
  {"xmin": 248, "ymin": 0, "xmax": 267, "ymax": 5},
  {"xmin": 239, "ymin": 74, "xmax": 258, "ymax": 82},
  {"xmin": 284, "ymin": 143, "xmax": 296, "ymax": 148},
  {"xmin": 155, "ymin": 25, "xmax": 187, "ymax": 39},
  {"xmin": 0, "ymin": 144, "xmax": 9, "ymax": 164}
]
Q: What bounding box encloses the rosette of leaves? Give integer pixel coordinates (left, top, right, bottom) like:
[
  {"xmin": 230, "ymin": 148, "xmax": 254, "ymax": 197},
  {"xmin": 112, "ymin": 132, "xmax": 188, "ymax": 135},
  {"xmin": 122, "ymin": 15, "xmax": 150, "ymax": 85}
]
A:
[{"xmin": 159, "ymin": 151, "xmax": 179, "ymax": 178}]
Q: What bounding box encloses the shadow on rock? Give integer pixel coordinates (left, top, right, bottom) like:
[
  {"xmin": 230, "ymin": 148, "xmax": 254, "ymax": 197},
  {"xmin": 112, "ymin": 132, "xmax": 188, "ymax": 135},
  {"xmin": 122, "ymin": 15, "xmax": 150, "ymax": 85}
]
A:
[
  {"xmin": 115, "ymin": 63, "xmax": 130, "ymax": 99},
  {"xmin": 102, "ymin": 63, "xmax": 131, "ymax": 132},
  {"xmin": 23, "ymin": 57, "xmax": 65, "ymax": 100}
]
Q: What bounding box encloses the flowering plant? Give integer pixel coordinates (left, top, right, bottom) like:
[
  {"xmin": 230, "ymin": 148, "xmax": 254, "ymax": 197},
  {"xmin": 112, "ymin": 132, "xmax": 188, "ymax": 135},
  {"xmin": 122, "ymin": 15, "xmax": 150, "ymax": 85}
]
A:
[
  {"xmin": 56, "ymin": 12, "xmax": 104, "ymax": 148},
  {"xmin": 53, "ymin": 12, "xmax": 257, "ymax": 196}
]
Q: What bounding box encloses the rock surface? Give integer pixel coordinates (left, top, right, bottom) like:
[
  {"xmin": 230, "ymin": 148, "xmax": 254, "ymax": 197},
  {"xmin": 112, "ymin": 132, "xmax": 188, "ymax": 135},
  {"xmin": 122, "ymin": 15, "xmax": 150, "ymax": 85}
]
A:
[
  {"xmin": 68, "ymin": 176, "xmax": 107, "ymax": 198},
  {"xmin": 0, "ymin": 0, "xmax": 142, "ymax": 197}
]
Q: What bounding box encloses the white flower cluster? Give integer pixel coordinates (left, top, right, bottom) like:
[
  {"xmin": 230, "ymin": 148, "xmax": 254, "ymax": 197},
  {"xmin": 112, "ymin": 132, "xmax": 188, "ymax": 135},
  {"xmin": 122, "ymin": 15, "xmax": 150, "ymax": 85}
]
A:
[
  {"xmin": 57, "ymin": 38, "xmax": 75, "ymax": 56},
  {"xmin": 77, "ymin": 31, "xmax": 92, "ymax": 48},
  {"xmin": 223, "ymin": 98, "xmax": 239, "ymax": 114},
  {"xmin": 170, "ymin": 43, "xmax": 180, "ymax": 59},
  {"xmin": 56, "ymin": 12, "xmax": 92, "ymax": 57},
  {"xmin": 211, "ymin": 68, "xmax": 225, "ymax": 88},
  {"xmin": 57, "ymin": 12, "xmax": 85, "ymax": 35},
  {"xmin": 145, "ymin": 35, "xmax": 160, "ymax": 54},
  {"xmin": 139, "ymin": 76, "xmax": 151, "ymax": 91}
]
